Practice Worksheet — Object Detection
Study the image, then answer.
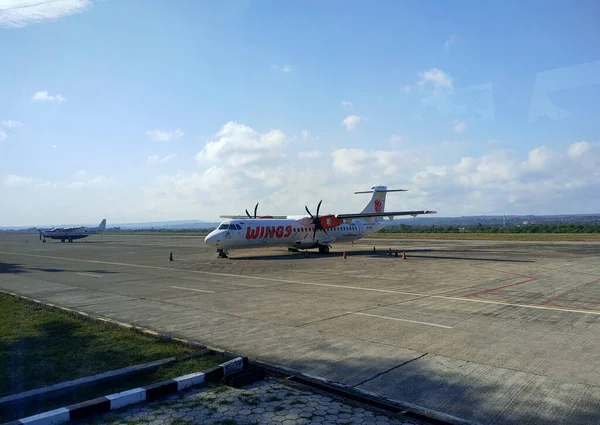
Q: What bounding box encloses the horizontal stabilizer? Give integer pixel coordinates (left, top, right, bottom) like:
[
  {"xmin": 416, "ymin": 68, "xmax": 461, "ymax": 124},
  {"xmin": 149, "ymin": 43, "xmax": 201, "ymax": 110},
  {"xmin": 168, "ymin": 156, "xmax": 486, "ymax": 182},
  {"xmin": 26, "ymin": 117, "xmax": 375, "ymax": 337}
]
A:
[{"xmin": 354, "ymin": 189, "xmax": 408, "ymax": 194}]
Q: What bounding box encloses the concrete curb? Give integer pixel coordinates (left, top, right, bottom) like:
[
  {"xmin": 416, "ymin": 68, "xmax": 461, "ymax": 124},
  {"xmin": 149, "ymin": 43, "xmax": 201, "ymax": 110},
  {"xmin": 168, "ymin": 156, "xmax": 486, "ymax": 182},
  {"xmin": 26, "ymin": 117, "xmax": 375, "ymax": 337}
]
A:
[
  {"xmin": 252, "ymin": 359, "xmax": 480, "ymax": 425},
  {"xmin": 0, "ymin": 357, "xmax": 176, "ymax": 410},
  {"xmin": 3, "ymin": 357, "xmax": 248, "ymax": 425}
]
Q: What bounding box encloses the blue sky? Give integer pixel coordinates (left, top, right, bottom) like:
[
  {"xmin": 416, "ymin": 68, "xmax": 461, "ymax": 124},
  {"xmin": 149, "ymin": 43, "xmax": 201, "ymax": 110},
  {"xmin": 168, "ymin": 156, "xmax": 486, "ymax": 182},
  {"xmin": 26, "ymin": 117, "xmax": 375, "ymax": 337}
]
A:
[{"xmin": 1, "ymin": 0, "xmax": 599, "ymax": 226}]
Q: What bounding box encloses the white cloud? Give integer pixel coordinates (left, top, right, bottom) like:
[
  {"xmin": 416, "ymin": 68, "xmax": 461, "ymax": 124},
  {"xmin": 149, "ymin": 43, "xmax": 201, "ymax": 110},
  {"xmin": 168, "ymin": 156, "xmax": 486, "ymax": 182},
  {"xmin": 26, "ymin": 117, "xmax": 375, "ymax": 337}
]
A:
[
  {"xmin": 341, "ymin": 100, "xmax": 353, "ymax": 108},
  {"xmin": 444, "ymin": 35, "xmax": 458, "ymax": 49},
  {"xmin": 332, "ymin": 148, "xmax": 411, "ymax": 176},
  {"xmin": 146, "ymin": 129, "xmax": 184, "ymax": 142},
  {"xmin": 402, "ymin": 85, "xmax": 412, "ymax": 94},
  {"xmin": 389, "ymin": 134, "xmax": 406, "ymax": 146},
  {"xmin": 32, "ymin": 91, "xmax": 65, "ymax": 102},
  {"xmin": 0, "ymin": 0, "xmax": 94, "ymax": 28},
  {"xmin": 2, "ymin": 120, "xmax": 23, "ymax": 128},
  {"xmin": 417, "ymin": 68, "xmax": 454, "ymax": 95},
  {"xmin": 342, "ymin": 115, "xmax": 363, "ymax": 131},
  {"xmin": 147, "ymin": 154, "xmax": 177, "ymax": 165},
  {"xmin": 195, "ymin": 121, "xmax": 286, "ymax": 168},
  {"xmin": 568, "ymin": 141, "xmax": 592, "ymax": 158},
  {"xmin": 3, "ymin": 174, "xmax": 33, "ymax": 187},
  {"xmin": 271, "ymin": 64, "xmax": 293, "ymax": 73},
  {"xmin": 36, "ymin": 170, "xmax": 114, "ymax": 190},
  {"xmin": 411, "ymin": 142, "xmax": 600, "ymax": 214},
  {"xmin": 301, "ymin": 130, "xmax": 309, "ymax": 140},
  {"xmin": 0, "ymin": 129, "xmax": 6, "ymax": 141},
  {"xmin": 453, "ymin": 120, "xmax": 467, "ymax": 133},
  {"xmin": 297, "ymin": 151, "xmax": 322, "ymax": 159}
]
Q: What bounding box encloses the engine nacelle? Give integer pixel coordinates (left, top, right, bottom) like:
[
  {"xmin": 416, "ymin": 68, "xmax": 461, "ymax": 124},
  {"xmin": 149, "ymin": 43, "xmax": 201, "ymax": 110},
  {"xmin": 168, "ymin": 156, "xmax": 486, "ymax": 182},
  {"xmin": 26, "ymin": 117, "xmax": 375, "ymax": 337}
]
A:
[{"xmin": 319, "ymin": 215, "xmax": 343, "ymax": 229}]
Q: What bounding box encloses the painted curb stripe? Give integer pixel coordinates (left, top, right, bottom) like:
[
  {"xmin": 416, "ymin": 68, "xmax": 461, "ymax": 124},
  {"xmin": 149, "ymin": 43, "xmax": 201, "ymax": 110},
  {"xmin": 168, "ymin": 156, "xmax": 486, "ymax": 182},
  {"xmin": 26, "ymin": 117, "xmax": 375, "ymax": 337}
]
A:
[
  {"xmin": 174, "ymin": 372, "xmax": 206, "ymax": 391},
  {"xmin": 67, "ymin": 397, "xmax": 110, "ymax": 420},
  {"xmin": 106, "ymin": 388, "xmax": 146, "ymax": 410},
  {"xmin": 203, "ymin": 366, "xmax": 225, "ymax": 383},
  {"xmin": 220, "ymin": 357, "xmax": 244, "ymax": 375},
  {"xmin": 19, "ymin": 407, "xmax": 70, "ymax": 424},
  {"xmin": 144, "ymin": 380, "xmax": 178, "ymax": 401}
]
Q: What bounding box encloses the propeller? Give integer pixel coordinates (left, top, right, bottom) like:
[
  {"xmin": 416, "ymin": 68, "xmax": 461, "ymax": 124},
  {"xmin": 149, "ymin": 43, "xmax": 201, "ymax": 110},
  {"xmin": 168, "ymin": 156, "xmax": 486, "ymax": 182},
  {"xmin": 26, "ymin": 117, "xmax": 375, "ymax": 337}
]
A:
[
  {"xmin": 305, "ymin": 200, "xmax": 329, "ymax": 241},
  {"xmin": 245, "ymin": 203, "xmax": 259, "ymax": 219}
]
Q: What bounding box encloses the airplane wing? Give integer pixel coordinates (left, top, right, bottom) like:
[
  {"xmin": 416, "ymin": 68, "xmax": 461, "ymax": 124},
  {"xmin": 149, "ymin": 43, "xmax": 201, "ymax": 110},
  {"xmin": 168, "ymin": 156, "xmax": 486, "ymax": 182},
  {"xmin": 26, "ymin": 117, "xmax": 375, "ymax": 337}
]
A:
[
  {"xmin": 336, "ymin": 210, "xmax": 437, "ymax": 220},
  {"xmin": 219, "ymin": 215, "xmax": 288, "ymax": 219},
  {"xmin": 63, "ymin": 226, "xmax": 85, "ymax": 231}
]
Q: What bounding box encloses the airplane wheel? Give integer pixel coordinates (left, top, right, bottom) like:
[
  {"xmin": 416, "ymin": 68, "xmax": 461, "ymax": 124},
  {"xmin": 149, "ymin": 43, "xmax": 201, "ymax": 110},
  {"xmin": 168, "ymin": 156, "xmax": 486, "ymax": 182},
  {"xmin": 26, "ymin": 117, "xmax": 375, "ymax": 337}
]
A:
[
  {"xmin": 318, "ymin": 246, "xmax": 330, "ymax": 254},
  {"xmin": 61, "ymin": 239, "xmax": 65, "ymax": 243},
  {"xmin": 43, "ymin": 239, "xmax": 46, "ymax": 243},
  {"xmin": 68, "ymin": 239, "xmax": 73, "ymax": 243}
]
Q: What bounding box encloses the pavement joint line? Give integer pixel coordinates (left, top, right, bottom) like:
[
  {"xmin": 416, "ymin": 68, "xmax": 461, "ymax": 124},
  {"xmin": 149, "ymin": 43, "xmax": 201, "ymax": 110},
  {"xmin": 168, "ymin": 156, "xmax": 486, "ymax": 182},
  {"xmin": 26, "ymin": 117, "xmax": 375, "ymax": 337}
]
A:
[
  {"xmin": 3, "ymin": 250, "xmax": 600, "ymax": 316},
  {"xmin": 354, "ymin": 353, "xmax": 429, "ymax": 387}
]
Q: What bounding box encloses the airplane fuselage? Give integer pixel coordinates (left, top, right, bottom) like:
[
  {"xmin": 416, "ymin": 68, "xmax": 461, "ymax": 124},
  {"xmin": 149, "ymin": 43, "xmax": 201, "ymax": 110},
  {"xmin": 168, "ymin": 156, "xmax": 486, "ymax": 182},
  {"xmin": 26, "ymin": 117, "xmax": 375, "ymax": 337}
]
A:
[
  {"xmin": 204, "ymin": 217, "xmax": 385, "ymax": 251},
  {"xmin": 42, "ymin": 229, "xmax": 99, "ymax": 241}
]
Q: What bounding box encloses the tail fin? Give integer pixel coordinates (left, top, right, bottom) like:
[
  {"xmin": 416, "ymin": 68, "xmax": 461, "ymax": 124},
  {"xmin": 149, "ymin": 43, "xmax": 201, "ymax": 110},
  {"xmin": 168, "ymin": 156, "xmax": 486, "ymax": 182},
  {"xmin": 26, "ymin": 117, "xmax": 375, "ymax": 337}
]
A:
[
  {"xmin": 355, "ymin": 186, "xmax": 408, "ymax": 214},
  {"xmin": 98, "ymin": 219, "xmax": 106, "ymax": 231}
]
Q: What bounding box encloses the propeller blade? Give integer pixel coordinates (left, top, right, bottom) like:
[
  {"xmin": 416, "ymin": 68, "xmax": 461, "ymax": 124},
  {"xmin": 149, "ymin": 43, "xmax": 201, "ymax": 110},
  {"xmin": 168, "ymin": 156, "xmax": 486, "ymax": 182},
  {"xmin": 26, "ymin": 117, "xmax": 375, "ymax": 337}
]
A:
[
  {"xmin": 316, "ymin": 200, "xmax": 322, "ymax": 217},
  {"xmin": 245, "ymin": 209, "xmax": 252, "ymax": 219},
  {"xmin": 254, "ymin": 203, "xmax": 259, "ymax": 219},
  {"xmin": 305, "ymin": 205, "xmax": 314, "ymax": 218}
]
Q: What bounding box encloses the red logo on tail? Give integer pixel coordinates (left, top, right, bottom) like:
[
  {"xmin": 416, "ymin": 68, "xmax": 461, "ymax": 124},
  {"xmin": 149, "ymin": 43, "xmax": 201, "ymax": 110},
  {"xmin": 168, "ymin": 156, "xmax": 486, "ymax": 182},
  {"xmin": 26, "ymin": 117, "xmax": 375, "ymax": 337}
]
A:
[{"xmin": 374, "ymin": 199, "xmax": 383, "ymax": 212}]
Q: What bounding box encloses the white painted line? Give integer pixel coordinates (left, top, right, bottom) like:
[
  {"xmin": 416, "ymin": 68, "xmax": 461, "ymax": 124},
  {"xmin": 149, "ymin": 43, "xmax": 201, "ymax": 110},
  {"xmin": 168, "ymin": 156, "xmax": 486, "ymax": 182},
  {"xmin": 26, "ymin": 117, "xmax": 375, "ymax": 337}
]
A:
[
  {"xmin": 75, "ymin": 272, "xmax": 103, "ymax": 278},
  {"xmin": 19, "ymin": 407, "xmax": 70, "ymax": 424},
  {"xmin": 350, "ymin": 312, "xmax": 453, "ymax": 329},
  {"xmin": 168, "ymin": 285, "xmax": 215, "ymax": 294},
  {"xmin": 106, "ymin": 387, "xmax": 146, "ymax": 409},
  {"xmin": 3, "ymin": 251, "xmax": 600, "ymax": 317}
]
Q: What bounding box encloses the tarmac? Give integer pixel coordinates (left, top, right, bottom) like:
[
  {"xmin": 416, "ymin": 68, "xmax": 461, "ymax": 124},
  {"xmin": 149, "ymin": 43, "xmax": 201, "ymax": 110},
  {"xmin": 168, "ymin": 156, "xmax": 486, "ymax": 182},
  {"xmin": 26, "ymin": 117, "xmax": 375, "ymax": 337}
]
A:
[{"xmin": 1, "ymin": 233, "xmax": 599, "ymax": 425}]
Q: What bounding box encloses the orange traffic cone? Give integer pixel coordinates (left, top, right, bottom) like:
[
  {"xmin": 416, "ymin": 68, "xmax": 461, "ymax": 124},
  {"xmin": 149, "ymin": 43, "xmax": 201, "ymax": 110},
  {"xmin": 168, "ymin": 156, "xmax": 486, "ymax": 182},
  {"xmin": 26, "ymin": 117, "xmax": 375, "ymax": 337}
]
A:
[{"xmin": 402, "ymin": 251, "xmax": 406, "ymax": 260}]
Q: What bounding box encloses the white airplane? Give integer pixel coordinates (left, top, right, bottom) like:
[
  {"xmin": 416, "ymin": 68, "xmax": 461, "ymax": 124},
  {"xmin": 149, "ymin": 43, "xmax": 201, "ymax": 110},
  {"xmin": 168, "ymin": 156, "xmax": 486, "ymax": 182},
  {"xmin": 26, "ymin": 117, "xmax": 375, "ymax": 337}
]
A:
[
  {"xmin": 204, "ymin": 186, "xmax": 436, "ymax": 258},
  {"xmin": 40, "ymin": 219, "xmax": 107, "ymax": 243}
]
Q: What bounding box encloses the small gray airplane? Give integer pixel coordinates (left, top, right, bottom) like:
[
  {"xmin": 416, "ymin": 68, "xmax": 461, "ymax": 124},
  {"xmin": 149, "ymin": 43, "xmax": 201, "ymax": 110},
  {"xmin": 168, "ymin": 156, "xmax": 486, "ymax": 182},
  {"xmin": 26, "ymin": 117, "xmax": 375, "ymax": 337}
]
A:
[{"xmin": 40, "ymin": 219, "xmax": 107, "ymax": 243}]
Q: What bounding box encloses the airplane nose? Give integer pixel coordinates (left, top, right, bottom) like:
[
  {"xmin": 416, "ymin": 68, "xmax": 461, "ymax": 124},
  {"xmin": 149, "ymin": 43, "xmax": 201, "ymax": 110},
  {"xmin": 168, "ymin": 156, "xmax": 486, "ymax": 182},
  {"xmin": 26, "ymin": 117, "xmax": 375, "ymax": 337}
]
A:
[{"xmin": 204, "ymin": 232, "xmax": 219, "ymax": 246}]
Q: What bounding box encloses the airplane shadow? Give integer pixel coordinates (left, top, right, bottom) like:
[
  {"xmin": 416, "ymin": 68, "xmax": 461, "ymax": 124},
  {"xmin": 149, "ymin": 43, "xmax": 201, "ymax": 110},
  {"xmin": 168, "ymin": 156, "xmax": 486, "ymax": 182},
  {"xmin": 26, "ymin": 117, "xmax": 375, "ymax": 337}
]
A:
[
  {"xmin": 0, "ymin": 263, "xmax": 119, "ymax": 274},
  {"xmin": 228, "ymin": 248, "xmax": 535, "ymax": 263}
]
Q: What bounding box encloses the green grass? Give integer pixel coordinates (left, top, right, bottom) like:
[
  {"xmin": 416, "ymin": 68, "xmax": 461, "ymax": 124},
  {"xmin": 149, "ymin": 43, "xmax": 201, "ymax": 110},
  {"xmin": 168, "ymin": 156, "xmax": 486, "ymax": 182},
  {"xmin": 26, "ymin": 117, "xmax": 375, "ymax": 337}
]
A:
[
  {"xmin": 365, "ymin": 232, "xmax": 600, "ymax": 241},
  {"xmin": 0, "ymin": 292, "xmax": 200, "ymax": 398},
  {"xmin": 0, "ymin": 293, "xmax": 227, "ymax": 422}
]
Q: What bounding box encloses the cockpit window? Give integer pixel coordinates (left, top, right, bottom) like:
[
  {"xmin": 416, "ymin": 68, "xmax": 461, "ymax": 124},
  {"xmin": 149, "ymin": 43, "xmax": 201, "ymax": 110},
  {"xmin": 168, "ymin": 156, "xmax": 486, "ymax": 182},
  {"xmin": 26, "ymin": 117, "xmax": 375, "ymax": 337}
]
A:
[
  {"xmin": 218, "ymin": 224, "xmax": 229, "ymax": 230},
  {"xmin": 235, "ymin": 224, "xmax": 242, "ymax": 230}
]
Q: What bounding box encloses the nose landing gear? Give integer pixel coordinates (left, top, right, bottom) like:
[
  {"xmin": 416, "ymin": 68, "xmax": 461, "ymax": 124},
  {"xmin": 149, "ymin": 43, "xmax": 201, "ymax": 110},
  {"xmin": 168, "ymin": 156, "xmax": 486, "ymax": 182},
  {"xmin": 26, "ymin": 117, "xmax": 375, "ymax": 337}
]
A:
[{"xmin": 217, "ymin": 248, "xmax": 229, "ymax": 258}]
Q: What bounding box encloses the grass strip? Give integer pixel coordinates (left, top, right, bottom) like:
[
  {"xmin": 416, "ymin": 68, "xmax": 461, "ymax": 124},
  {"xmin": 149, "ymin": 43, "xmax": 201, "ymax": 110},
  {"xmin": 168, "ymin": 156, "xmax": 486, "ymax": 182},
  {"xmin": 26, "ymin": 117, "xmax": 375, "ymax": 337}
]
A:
[
  {"xmin": 0, "ymin": 292, "xmax": 197, "ymax": 399},
  {"xmin": 365, "ymin": 232, "xmax": 600, "ymax": 241}
]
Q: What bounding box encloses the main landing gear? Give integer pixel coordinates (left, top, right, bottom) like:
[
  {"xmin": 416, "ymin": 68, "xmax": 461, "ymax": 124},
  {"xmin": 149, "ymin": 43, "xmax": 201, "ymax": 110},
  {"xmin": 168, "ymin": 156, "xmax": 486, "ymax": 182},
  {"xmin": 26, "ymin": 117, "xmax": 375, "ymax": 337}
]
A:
[
  {"xmin": 318, "ymin": 245, "xmax": 330, "ymax": 254},
  {"xmin": 217, "ymin": 249, "xmax": 229, "ymax": 258}
]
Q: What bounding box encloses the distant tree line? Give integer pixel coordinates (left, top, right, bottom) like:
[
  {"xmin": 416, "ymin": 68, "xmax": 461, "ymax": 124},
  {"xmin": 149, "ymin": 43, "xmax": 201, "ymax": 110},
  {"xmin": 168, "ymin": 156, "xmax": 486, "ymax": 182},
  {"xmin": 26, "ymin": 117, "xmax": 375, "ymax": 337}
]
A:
[
  {"xmin": 377, "ymin": 224, "xmax": 600, "ymax": 234},
  {"xmin": 106, "ymin": 228, "xmax": 215, "ymax": 233}
]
